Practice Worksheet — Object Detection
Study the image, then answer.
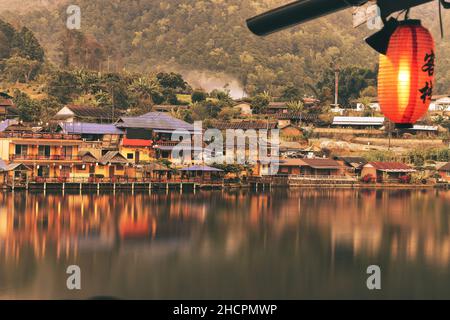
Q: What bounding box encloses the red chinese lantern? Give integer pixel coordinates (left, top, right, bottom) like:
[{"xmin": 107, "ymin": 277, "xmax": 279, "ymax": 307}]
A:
[{"xmin": 378, "ymin": 20, "xmax": 435, "ymax": 127}]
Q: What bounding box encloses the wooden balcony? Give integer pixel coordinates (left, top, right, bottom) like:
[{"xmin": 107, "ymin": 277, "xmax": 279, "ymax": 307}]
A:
[{"xmin": 10, "ymin": 154, "xmax": 82, "ymax": 161}]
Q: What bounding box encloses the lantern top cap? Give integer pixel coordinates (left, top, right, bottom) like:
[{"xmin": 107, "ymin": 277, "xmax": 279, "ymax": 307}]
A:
[{"xmin": 398, "ymin": 19, "xmax": 422, "ymax": 26}]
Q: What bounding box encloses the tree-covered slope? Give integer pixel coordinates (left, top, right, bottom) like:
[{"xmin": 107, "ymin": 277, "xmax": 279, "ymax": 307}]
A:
[{"xmin": 0, "ymin": 0, "xmax": 449, "ymax": 96}]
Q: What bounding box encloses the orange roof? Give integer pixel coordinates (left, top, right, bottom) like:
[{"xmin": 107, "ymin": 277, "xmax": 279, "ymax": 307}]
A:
[{"xmin": 122, "ymin": 137, "xmax": 152, "ymax": 147}]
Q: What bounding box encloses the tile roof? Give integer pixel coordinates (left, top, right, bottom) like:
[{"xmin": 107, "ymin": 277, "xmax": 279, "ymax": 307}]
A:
[
  {"xmin": 212, "ymin": 121, "xmax": 277, "ymax": 130},
  {"xmin": 273, "ymin": 111, "xmax": 317, "ymax": 121},
  {"xmin": 78, "ymin": 151, "xmax": 98, "ymax": 163},
  {"xmin": 0, "ymin": 159, "xmax": 30, "ymax": 171},
  {"xmin": 438, "ymin": 162, "xmax": 450, "ymax": 171},
  {"xmin": 0, "ymin": 98, "xmax": 14, "ymax": 107},
  {"xmin": 268, "ymin": 102, "xmax": 288, "ymax": 109},
  {"xmin": 301, "ymin": 158, "xmax": 343, "ymax": 169},
  {"xmin": 59, "ymin": 122, "xmax": 124, "ymax": 135},
  {"xmin": 180, "ymin": 165, "xmax": 223, "ymax": 172},
  {"xmin": 366, "ymin": 162, "xmax": 415, "ymax": 172},
  {"xmin": 335, "ymin": 156, "xmax": 368, "ymax": 167},
  {"xmin": 99, "ymin": 151, "xmax": 128, "ymax": 165},
  {"xmin": 116, "ymin": 112, "xmax": 194, "ymax": 132},
  {"xmin": 279, "ymin": 159, "xmax": 307, "ymax": 166}
]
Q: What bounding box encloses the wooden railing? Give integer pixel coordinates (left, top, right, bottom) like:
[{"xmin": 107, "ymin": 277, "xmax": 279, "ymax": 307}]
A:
[
  {"xmin": 289, "ymin": 174, "xmax": 357, "ymax": 181},
  {"xmin": 10, "ymin": 154, "xmax": 82, "ymax": 161},
  {"xmin": 0, "ymin": 132, "xmax": 81, "ymax": 140},
  {"xmin": 7, "ymin": 176, "xmax": 224, "ymax": 185}
]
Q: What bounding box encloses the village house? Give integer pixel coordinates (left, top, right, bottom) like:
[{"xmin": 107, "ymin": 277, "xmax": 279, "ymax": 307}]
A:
[
  {"xmin": 256, "ymin": 158, "xmax": 347, "ymax": 177},
  {"xmin": 0, "ymin": 159, "xmax": 30, "ymax": 185},
  {"xmin": 54, "ymin": 105, "xmax": 120, "ymax": 123},
  {"xmin": 265, "ymin": 102, "xmax": 288, "ymax": 114},
  {"xmin": 0, "ymin": 129, "xmax": 84, "ymax": 181},
  {"xmin": 233, "ymin": 101, "xmax": 252, "ymax": 116},
  {"xmin": 58, "ymin": 122, "xmax": 124, "ymax": 154},
  {"xmin": 0, "ymin": 96, "xmax": 18, "ymax": 120},
  {"xmin": 115, "ymin": 112, "xmax": 198, "ymax": 165},
  {"xmin": 332, "ymin": 116, "xmax": 385, "ymax": 128},
  {"xmin": 279, "ymin": 123, "xmax": 303, "ymax": 140},
  {"xmin": 360, "ymin": 162, "xmax": 416, "ymax": 183},
  {"xmin": 437, "ymin": 162, "xmax": 450, "ymax": 182},
  {"xmin": 334, "ymin": 156, "xmax": 368, "ymax": 176},
  {"xmin": 429, "ymin": 95, "xmax": 450, "ymax": 112}
]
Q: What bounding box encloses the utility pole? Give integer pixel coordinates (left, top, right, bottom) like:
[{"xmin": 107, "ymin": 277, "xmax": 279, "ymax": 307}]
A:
[
  {"xmin": 111, "ymin": 86, "xmax": 115, "ymax": 123},
  {"xmin": 334, "ymin": 66, "xmax": 340, "ymax": 107}
]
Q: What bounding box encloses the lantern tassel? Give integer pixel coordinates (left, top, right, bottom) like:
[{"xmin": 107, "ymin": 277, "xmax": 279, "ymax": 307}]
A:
[{"xmin": 439, "ymin": 0, "xmax": 444, "ymax": 38}]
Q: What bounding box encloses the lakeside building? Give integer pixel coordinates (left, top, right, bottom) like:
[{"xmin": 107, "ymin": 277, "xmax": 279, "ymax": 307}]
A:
[
  {"xmin": 0, "ymin": 130, "xmax": 83, "ymax": 181},
  {"xmin": 255, "ymin": 158, "xmax": 347, "ymax": 177},
  {"xmin": 115, "ymin": 112, "xmax": 199, "ymax": 165},
  {"xmin": 334, "ymin": 156, "xmax": 368, "ymax": 176},
  {"xmin": 438, "ymin": 162, "xmax": 450, "ymax": 182},
  {"xmin": 361, "ymin": 162, "xmax": 416, "ymax": 183},
  {"xmin": 58, "ymin": 122, "xmax": 124, "ymax": 154}
]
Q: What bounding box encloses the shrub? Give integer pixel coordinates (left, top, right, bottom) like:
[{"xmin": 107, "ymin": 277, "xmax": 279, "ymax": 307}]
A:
[
  {"xmin": 399, "ymin": 175, "xmax": 412, "ymax": 184},
  {"xmin": 361, "ymin": 174, "xmax": 375, "ymax": 183}
]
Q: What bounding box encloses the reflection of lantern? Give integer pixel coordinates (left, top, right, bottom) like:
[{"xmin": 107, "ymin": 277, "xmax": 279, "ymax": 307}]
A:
[{"xmin": 378, "ymin": 20, "xmax": 435, "ymax": 127}]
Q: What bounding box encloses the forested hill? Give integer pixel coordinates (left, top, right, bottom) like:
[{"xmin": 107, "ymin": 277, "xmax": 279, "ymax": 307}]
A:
[{"xmin": 0, "ymin": 0, "xmax": 449, "ymax": 97}]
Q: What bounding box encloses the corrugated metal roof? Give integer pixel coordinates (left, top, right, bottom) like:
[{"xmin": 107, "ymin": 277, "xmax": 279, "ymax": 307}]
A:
[
  {"xmin": 116, "ymin": 112, "xmax": 194, "ymax": 132},
  {"xmin": 410, "ymin": 125, "xmax": 438, "ymax": 131},
  {"xmin": 332, "ymin": 117, "xmax": 385, "ymax": 126},
  {"xmin": 59, "ymin": 122, "xmax": 124, "ymax": 135},
  {"xmin": 0, "ymin": 119, "xmax": 15, "ymax": 132},
  {"xmin": 213, "ymin": 121, "xmax": 277, "ymax": 130},
  {"xmin": 56, "ymin": 105, "xmax": 115, "ymax": 119}
]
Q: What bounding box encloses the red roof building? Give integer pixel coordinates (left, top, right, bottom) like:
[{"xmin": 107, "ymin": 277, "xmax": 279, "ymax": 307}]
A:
[{"xmin": 361, "ymin": 161, "xmax": 415, "ymax": 183}]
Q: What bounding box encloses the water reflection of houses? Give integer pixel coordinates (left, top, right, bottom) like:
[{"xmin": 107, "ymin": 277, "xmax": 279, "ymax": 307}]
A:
[{"xmin": 0, "ymin": 192, "xmax": 211, "ymax": 262}]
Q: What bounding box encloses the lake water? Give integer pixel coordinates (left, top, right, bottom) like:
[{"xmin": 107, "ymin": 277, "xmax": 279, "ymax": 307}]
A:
[{"xmin": 0, "ymin": 189, "xmax": 450, "ymax": 299}]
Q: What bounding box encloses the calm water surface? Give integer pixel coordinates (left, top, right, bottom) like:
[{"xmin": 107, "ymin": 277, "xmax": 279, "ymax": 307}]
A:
[{"xmin": 0, "ymin": 189, "xmax": 450, "ymax": 299}]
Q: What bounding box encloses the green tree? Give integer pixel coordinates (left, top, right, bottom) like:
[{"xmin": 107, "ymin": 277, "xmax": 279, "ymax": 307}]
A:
[
  {"xmin": 286, "ymin": 100, "xmax": 304, "ymax": 112},
  {"xmin": 46, "ymin": 70, "xmax": 80, "ymax": 104},
  {"xmin": 11, "ymin": 27, "xmax": 45, "ymax": 62},
  {"xmin": 191, "ymin": 89, "xmax": 207, "ymax": 103},
  {"xmin": 317, "ymin": 66, "xmax": 376, "ymax": 107},
  {"xmin": 251, "ymin": 94, "xmax": 270, "ymax": 114},
  {"xmin": 1, "ymin": 55, "xmax": 41, "ymax": 82},
  {"xmin": 156, "ymin": 72, "xmax": 187, "ymax": 91},
  {"xmin": 13, "ymin": 90, "xmax": 40, "ymax": 122},
  {"xmin": 281, "ymin": 86, "xmax": 303, "ymax": 102}
]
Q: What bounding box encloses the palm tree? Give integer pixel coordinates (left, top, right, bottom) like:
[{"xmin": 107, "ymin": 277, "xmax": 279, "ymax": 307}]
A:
[
  {"xmin": 128, "ymin": 77, "xmax": 161, "ymax": 103},
  {"xmin": 287, "ymin": 100, "xmax": 304, "ymax": 112}
]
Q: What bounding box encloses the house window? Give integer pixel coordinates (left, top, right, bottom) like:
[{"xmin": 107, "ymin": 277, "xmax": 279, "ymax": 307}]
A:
[
  {"xmin": 15, "ymin": 145, "xmax": 28, "ymax": 156},
  {"xmin": 127, "ymin": 153, "xmax": 134, "ymax": 159},
  {"xmin": 116, "ymin": 165, "xmax": 124, "ymax": 171},
  {"xmin": 62, "ymin": 146, "xmax": 73, "ymax": 159},
  {"xmin": 38, "ymin": 146, "xmax": 51, "ymax": 158},
  {"xmin": 37, "ymin": 166, "xmax": 50, "ymax": 177}
]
